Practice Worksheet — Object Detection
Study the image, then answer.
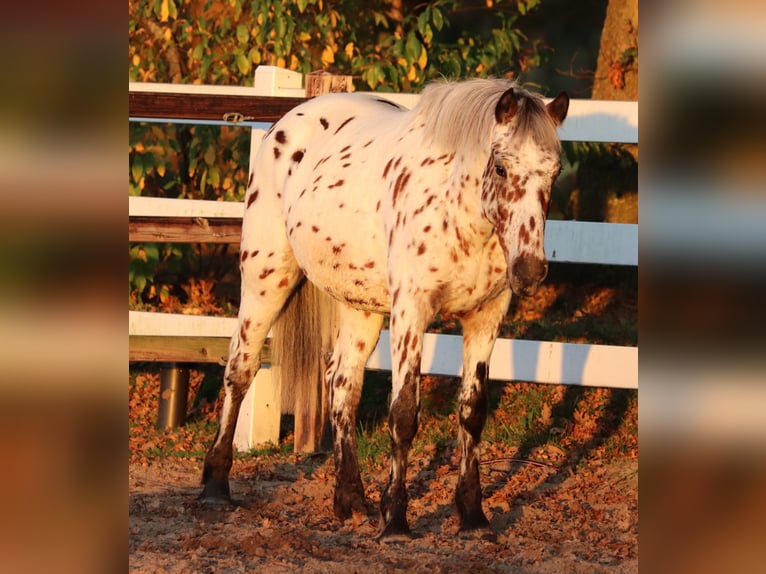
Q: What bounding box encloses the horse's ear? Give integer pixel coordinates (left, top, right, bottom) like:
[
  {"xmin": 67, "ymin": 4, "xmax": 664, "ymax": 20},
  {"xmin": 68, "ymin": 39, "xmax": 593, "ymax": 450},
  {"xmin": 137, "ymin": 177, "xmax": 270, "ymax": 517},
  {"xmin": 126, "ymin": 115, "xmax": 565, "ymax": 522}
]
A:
[
  {"xmin": 546, "ymin": 92, "xmax": 569, "ymax": 125},
  {"xmin": 495, "ymin": 88, "xmax": 518, "ymax": 124}
]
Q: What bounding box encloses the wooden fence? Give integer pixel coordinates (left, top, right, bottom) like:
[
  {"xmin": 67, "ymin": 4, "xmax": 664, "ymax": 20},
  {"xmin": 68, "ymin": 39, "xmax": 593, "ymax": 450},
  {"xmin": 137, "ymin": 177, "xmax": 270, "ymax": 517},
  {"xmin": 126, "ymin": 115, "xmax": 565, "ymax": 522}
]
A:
[{"xmin": 129, "ymin": 66, "xmax": 638, "ymax": 452}]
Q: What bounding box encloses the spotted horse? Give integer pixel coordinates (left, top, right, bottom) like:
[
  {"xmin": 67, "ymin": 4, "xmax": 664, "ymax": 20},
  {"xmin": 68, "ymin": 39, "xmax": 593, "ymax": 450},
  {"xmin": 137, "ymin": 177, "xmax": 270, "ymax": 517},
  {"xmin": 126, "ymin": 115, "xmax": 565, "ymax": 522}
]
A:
[{"xmin": 200, "ymin": 78, "xmax": 569, "ymax": 539}]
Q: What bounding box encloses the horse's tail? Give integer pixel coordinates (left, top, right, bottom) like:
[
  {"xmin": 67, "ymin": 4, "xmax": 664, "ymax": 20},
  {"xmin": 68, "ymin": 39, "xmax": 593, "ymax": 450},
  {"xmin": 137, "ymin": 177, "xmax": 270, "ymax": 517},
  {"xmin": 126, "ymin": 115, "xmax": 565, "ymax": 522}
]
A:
[{"xmin": 271, "ymin": 278, "xmax": 337, "ymax": 449}]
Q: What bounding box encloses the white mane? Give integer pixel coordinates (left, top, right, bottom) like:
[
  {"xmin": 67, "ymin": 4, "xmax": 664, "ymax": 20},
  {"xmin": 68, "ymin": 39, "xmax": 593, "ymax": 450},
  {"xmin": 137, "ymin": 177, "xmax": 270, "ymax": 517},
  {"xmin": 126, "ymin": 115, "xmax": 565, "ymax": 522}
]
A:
[{"xmin": 411, "ymin": 78, "xmax": 560, "ymax": 157}]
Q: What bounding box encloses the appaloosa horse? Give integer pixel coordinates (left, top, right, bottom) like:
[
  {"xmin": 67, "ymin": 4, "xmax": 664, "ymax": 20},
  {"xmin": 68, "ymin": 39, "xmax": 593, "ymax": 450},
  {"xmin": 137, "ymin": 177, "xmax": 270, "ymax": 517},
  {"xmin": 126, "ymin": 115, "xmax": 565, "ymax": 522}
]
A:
[{"xmin": 200, "ymin": 78, "xmax": 569, "ymax": 538}]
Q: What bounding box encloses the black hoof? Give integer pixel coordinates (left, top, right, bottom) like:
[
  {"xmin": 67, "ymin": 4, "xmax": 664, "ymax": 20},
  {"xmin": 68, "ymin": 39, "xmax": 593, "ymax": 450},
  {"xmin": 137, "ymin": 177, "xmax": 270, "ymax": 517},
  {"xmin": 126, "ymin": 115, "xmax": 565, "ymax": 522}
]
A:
[
  {"xmin": 458, "ymin": 506, "xmax": 490, "ymax": 532},
  {"xmin": 377, "ymin": 515, "xmax": 412, "ymax": 542},
  {"xmin": 458, "ymin": 523, "xmax": 496, "ymax": 542},
  {"xmin": 198, "ymin": 478, "xmax": 232, "ymax": 505},
  {"xmin": 334, "ymin": 481, "xmax": 371, "ymax": 523}
]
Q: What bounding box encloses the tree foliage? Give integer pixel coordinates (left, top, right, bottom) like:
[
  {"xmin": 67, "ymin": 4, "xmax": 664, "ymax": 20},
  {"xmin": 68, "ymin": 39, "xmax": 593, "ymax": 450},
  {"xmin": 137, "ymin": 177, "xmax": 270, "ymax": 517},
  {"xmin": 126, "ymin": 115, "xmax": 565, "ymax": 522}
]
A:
[{"xmin": 129, "ymin": 0, "xmax": 545, "ymax": 90}]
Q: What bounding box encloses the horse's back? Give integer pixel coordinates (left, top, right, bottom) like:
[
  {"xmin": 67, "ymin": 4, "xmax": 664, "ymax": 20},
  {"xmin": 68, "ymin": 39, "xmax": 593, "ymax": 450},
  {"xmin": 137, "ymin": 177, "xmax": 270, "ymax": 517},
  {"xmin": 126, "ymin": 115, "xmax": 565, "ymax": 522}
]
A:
[{"xmin": 258, "ymin": 93, "xmax": 407, "ymax": 312}]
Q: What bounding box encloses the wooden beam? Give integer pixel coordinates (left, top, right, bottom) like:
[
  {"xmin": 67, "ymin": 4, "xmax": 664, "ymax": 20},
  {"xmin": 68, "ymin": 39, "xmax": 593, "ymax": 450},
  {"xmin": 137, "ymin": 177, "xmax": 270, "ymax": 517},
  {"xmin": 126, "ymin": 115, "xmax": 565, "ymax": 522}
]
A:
[
  {"xmin": 129, "ymin": 335, "xmax": 273, "ymax": 365},
  {"xmin": 128, "ymin": 91, "xmax": 306, "ymax": 123},
  {"xmin": 129, "ymin": 217, "xmax": 242, "ymax": 243},
  {"xmin": 129, "ymin": 336, "xmax": 230, "ymax": 363}
]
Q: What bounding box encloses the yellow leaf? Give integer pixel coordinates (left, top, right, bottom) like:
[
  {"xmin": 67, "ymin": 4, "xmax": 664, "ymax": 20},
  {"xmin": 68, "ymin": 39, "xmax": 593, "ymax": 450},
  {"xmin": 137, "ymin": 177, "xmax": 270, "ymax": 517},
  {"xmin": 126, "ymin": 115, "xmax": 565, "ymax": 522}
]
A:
[
  {"xmin": 345, "ymin": 42, "xmax": 354, "ymax": 60},
  {"xmin": 277, "ymin": 57, "xmax": 286, "ymax": 68},
  {"xmin": 164, "ymin": 28, "xmax": 172, "ymax": 41},
  {"xmin": 418, "ymin": 46, "xmax": 427, "ymax": 70},
  {"xmin": 408, "ymin": 65, "xmax": 416, "ymax": 81},
  {"xmin": 132, "ymin": 54, "xmax": 140, "ymax": 66},
  {"xmin": 321, "ymin": 45, "xmax": 335, "ymax": 66},
  {"xmin": 289, "ymin": 54, "xmax": 299, "ymax": 70},
  {"xmin": 397, "ymin": 57, "xmax": 408, "ymax": 68},
  {"xmin": 156, "ymin": 164, "xmax": 166, "ymax": 177},
  {"xmin": 160, "ymin": 0, "xmax": 169, "ymax": 22}
]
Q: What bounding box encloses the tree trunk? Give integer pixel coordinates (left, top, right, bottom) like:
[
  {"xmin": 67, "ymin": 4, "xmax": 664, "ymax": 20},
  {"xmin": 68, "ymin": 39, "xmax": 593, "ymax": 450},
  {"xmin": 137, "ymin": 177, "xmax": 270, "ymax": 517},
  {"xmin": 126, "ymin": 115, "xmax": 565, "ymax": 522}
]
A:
[
  {"xmin": 592, "ymin": 0, "xmax": 638, "ymax": 101},
  {"xmin": 569, "ymin": 0, "xmax": 638, "ymax": 224}
]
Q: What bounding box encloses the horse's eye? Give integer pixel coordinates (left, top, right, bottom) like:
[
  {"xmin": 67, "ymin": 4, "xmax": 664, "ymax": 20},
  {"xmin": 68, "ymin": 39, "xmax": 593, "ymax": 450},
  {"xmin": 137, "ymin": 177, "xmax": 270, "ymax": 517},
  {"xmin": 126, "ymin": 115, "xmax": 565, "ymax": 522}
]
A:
[{"xmin": 495, "ymin": 165, "xmax": 507, "ymax": 178}]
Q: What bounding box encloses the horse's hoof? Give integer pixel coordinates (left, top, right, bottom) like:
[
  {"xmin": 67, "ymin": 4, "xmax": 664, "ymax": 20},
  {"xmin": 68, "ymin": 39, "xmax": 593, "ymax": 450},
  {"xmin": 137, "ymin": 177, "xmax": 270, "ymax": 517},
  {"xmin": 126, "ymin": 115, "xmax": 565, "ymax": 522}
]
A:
[
  {"xmin": 198, "ymin": 479, "xmax": 232, "ymax": 505},
  {"xmin": 376, "ymin": 518, "xmax": 412, "ymax": 542},
  {"xmin": 197, "ymin": 492, "xmax": 234, "ymax": 506},
  {"xmin": 458, "ymin": 524, "xmax": 496, "ymax": 542}
]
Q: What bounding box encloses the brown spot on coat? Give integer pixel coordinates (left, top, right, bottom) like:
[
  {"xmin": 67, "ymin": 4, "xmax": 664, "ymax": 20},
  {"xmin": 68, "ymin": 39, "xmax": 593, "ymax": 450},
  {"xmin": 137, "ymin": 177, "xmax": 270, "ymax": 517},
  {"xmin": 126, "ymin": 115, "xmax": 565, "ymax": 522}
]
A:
[
  {"xmin": 275, "ymin": 130, "xmax": 287, "ymax": 144},
  {"xmin": 519, "ymin": 224, "xmax": 530, "ymax": 245},
  {"xmin": 392, "ymin": 168, "xmax": 411, "ymax": 206},
  {"xmin": 259, "ymin": 268, "xmax": 275, "ymax": 279},
  {"xmin": 320, "ymin": 118, "xmax": 329, "ymax": 129},
  {"xmin": 292, "ymin": 150, "xmax": 304, "ymax": 163},
  {"xmin": 383, "ymin": 158, "xmax": 394, "ymax": 178},
  {"xmin": 334, "ymin": 116, "xmax": 355, "ymax": 134},
  {"xmin": 278, "ymin": 277, "xmax": 289, "ymax": 288},
  {"xmin": 246, "ymin": 189, "xmax": 259, "ymax": 208}
]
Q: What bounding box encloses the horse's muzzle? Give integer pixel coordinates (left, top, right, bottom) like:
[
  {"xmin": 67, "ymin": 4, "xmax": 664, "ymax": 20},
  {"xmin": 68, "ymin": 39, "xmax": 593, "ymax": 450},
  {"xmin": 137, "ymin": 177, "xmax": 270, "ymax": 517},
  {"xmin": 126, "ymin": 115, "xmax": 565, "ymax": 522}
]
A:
[{"xmin": 510, "ymin": 255, "xmax": 548, "ymax": 297}]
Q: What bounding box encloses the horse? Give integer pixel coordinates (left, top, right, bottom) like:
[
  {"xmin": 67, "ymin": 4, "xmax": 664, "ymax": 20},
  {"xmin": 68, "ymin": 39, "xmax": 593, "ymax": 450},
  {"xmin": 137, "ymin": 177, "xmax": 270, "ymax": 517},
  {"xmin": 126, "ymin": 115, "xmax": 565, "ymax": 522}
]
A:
[{"xmin": 200, "ymin": 77, "xmax": 569, "ymax": 539}]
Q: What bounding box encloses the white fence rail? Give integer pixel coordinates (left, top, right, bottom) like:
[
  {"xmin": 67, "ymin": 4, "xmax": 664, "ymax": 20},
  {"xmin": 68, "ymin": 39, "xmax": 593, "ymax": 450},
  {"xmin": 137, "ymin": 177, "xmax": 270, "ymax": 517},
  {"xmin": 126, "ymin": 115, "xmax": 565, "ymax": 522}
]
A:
[{"xmin": 129, "ymin": 66, "xmax": 638, "ymax": 450}]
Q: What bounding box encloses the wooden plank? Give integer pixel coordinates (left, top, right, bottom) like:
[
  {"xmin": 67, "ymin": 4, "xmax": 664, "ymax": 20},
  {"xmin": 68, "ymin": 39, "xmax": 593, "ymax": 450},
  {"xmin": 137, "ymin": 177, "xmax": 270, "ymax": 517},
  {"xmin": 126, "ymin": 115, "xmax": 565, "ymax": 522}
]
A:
[
  {"xmin": 129, "ymin": 217, "xmax": 243, "ymax": 243},
  {"xmin": 557, "ymin": 99, "xmax": 638, "ymax": 144},
  {"xmin": 234, "ymin": 367, "xmax": 282, "ymax": 451},
  {"xmin": 129, "ymin": 311, "xmax": 238, "ymax": 337},
  {"xmin": 367, "ymin": 331, "xmax": 638, "ymax": 389},
  {"xmin": 545, "ymin": 221, "xmax": 638, "ymax": 266},
  {"xmin": 129, "ymin": 336, "xmax": 230, "ymax": 363},
  {"xmin": 129, "ymin": 196, "xmax": 245, "ymax": 218},
  {"xmin": 129, "ymin": 91, "xmax": 306, "ymax": 123},
  {"xmin": 129, "ymin": 81, "xmax": 638, "ymax": 144}
]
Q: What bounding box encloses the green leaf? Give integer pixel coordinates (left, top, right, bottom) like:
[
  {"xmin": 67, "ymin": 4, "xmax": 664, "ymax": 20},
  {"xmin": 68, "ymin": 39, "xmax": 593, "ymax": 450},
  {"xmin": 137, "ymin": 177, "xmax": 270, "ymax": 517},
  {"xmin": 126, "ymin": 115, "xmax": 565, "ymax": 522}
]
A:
[
  {"xmin": 432, "ymin": 7, "xmax": 444, "ymax": 31},
  {"xmin": 235, "ymin": 52, "xmax": 250, "ymax": 75},
  {"xmin": 372, "ymin": 11, "xmax": 388, "ymax": 27},
  {"xmin": 422, "ymin": 23, "xmax": 433, "ymax": 45},
  {"xmin": 131, "ymin": 154, "xmax": 143, "ymax": 183},
  {"xmin": 203, "ymin": 144, "xmax": 216, "ymax": 167},
  {"xmin": 143, "ymin": 244, "xmax": 160, "ymax": 264},
  {"xmin": 208, "ymin": 166, "xmax": 220, "ymax": 188},
  {"xmin": 142, "ymin": 151, "xmax": 155, "ymax": 173},
  {"xmin": 405, "ymin": 30, "xmax": 421, "ymax": 63},
  {"xmin": 418, "ymin": 11, "xmax": 429, "ymax": 36},
  {"xmin": 236, "ymin": 24, "xmax": 249, "ymax": 45},
  {"xmin": 191, "ymin": 43, "xmax": 203, "ymax": 61}
]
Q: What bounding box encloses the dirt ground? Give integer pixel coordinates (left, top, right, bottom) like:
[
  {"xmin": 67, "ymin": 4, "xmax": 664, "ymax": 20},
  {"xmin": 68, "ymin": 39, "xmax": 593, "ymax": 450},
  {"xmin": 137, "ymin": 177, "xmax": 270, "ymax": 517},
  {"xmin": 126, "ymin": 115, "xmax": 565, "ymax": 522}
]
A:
[{"xmin": 129, "ymin": 448, "xmax": 637, "ymax": 573}]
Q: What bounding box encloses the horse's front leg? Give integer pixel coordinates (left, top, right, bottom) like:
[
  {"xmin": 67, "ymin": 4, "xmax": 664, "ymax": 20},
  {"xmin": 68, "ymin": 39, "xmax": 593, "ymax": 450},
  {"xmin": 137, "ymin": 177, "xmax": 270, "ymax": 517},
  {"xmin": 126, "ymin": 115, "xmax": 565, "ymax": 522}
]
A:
[
  {"xmin": 455, "ymin": 289, "xmax": 512, "ymax": 531},
  {"xmin": 327, "ymin": 305, "xmax": 384, "ymax": 522},
  {"xmin": 378, "ymin": 297, "xmax": 432, "ymax": 539}
]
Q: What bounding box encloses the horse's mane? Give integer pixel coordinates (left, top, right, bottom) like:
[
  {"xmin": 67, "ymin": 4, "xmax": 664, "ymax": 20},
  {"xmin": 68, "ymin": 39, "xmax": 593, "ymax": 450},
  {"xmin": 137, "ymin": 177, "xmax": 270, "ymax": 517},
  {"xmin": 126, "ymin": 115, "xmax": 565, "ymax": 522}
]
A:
[{"xmin": 411, "ymin": 78, "xmax": 561, "ymax": 157}]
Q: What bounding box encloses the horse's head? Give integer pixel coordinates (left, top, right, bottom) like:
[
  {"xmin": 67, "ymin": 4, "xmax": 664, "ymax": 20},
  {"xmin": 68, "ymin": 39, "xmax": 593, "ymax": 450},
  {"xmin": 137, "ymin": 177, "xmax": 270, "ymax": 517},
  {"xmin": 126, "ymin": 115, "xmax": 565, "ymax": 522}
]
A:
[{"xmin": 481, "ymin": 87, "xmax": 569, "ymax": 297}]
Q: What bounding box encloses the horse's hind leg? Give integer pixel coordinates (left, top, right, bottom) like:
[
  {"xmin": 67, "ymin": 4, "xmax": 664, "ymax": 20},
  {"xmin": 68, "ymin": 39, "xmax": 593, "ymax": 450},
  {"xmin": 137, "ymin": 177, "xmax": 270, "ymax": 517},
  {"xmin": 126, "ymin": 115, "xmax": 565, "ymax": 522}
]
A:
[
  {"xmin": 327, "ymin": 305, "xmax": 384, "ymax": 521},
  {"xmin": 455, "ymin": 289, "xmax": 511, "ymax": 531},
  {"xmin": 200, "ymin": 251, "xmax": 302, "ymax": 503}
]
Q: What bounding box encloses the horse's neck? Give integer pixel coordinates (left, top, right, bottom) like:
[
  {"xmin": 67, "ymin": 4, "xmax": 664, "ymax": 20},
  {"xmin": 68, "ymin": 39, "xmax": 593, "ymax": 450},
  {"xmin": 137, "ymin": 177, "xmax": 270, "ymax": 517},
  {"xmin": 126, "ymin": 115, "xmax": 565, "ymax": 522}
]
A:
[{"xmin": 446, "ymin": 151, "xmax": 495, "ymax": 240}]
